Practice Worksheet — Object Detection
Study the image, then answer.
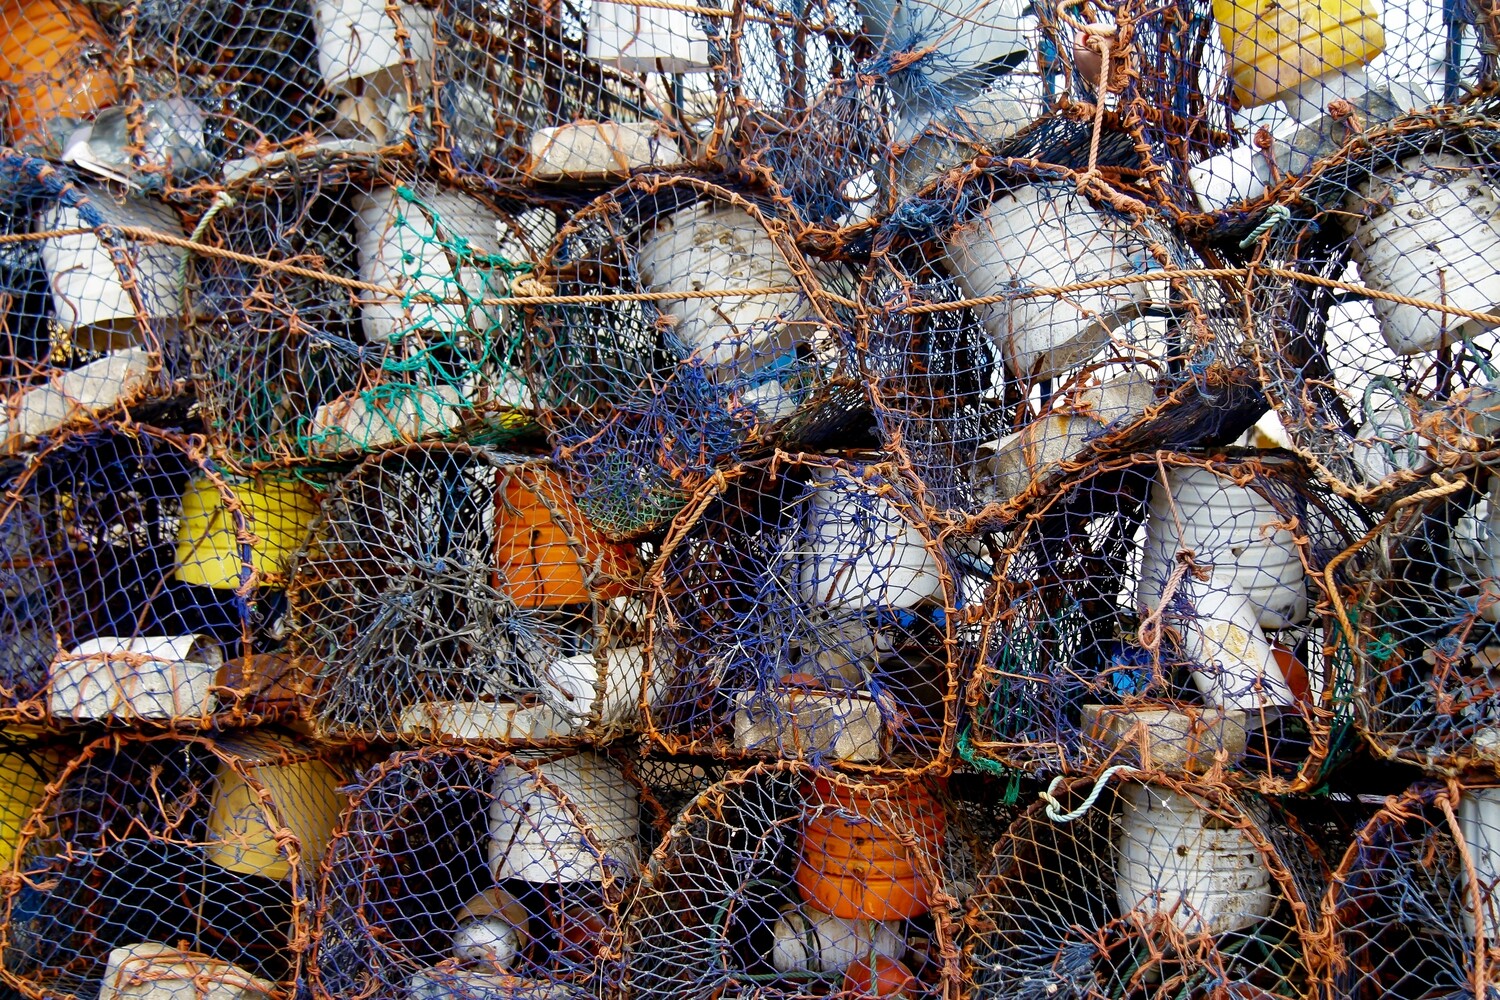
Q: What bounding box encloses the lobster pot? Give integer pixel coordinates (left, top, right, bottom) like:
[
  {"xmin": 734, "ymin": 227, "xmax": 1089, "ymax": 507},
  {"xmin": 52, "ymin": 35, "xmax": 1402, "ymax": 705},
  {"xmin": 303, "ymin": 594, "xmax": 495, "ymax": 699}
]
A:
[
  {"xmin": 965, "ymin": 451, "xmax": 1367, "ymax": 791},
  {"xmin": 1137, "ymin": 459, "xmax": 1308, "ymax": 630},
  {"xmin": 1350, "ymin": 473, "xmax": 1500, "ymax": 768},
  {"xmin": 966, "ymin": 776, "xmax": 1317, "ymax": 1000},
  {"xmin": 528, "ymin": 178, "xmax": 859, "ymax": 541},
  {"xmin": 625, "ymin": 764, "xmax": 961, "ymax": 1000},
  {"xmin": 37, "ymin": 182, "xmax": 184, "ymax": 357},
  {"xmin": 1347, "ymin": 154, "xmax": 1500, "ymax": 357},
  {"xmin": 190, "ymin": 181, "xmax": 550, "ymax": 466},
  {"xmin": 313, "ymin": 747, "xmax": 644, "ymax": 1000},
  {"xmin": 1325, "ymin": 781, "xmax": 1500, "ymax": 998},
  {"xmin": 430, "ymin": 0, "xmax": 705, "ymax": 187},
  {"xmin": 0, "ymin": 733, "xmax": 348, "ymax": 1000},
  {"xmin": 290, "ymin": 445, "xmax": 645, "ymax": 742},
  {"xmin": 1246, "ymin": 133, "xmax": 1500, "ymax": 501},
  {"xmin": 0, "ymin": 424, "xmax": 294, "ymax": 723},
  {"xmin": 643, "ymin": 454, "xmax": 962, "ymax": 769},
  {"xmin": 859, "ymin": 240, "xmax": 1248, "ymax": 526},
  {"xmin": 941, "ymin": 183, "xmax": 1165, "ymax": 382}
]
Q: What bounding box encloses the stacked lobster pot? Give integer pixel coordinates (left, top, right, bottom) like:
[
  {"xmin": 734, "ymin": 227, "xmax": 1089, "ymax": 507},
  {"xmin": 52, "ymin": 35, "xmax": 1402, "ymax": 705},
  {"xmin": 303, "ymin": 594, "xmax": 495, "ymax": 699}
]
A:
[{"xmin": 1, "ymin": 0, "xmax": 1499, "ymax": 990}]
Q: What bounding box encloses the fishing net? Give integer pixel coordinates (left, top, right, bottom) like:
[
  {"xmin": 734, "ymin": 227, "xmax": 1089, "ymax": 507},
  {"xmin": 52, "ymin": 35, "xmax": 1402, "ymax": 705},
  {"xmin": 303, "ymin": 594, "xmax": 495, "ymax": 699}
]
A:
[
  {"xmin": 289, "ymin": 444, "xmax": 647, "ymax": 743},
  {"xmin": 0, "ymin": 422, "xmax": 320, "ymax": 725},
  {"xmin": 188, "ymin": 170, "xmax": 553, "ymax": 469},
  {"xmin": 1072, "ymin": 0, "xmax": 1500, "ymax": 218},
  {"xmin": 1326, "ymin": 779, "xmax": 1500, "ymax": 999},
  {"xmin": 963, "ymin": 772, "xmax": 1323, "ymax": 1000},
  {"xmin": 0, "ymin": 730, "xmax": 351, "ymax": 1000},
  {"xmin": 312, "ymin": 746, "xmax": 650, "ymax": 1000},
  {"xmin": 0, "ymin": 156, "xmax": 180, "ymax": 454},
  {"xmin": 1246, "ymin": 116, "xmax": 1500, "ymax": 501},
  {"xmin": 1346, "ymin": 466, "xmax": 1500, "ymax": 769},
  {"xmin": 526, "ymin": 175, "xmax": 864, "ymax": 541},
  {"xmin": 624, "ymin": 762, "xmax": 1004, "ymax": 1000},
  {"xmin": 965, "ymin": 449, "xmax": 1370, "ymax": 793},
  {"xmin": 861, "ymin": 170, "xmax": 1261, "ymax": 526},
  {"xmin": 642, "ymin": 452, "xmax": 970, "ymax": 770}
]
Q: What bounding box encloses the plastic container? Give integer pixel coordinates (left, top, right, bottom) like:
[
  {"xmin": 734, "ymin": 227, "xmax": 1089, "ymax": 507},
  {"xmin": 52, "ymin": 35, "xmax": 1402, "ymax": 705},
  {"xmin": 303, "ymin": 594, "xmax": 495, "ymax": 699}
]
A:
[
  {"xmin": 943, "ymin": 184, "xmax": 1151, "ymax": 380},
  {"xmin": 1212, "ymin": 0, "xmax": 1384, "ymax": 109},
  {"xmin": 1176, "ymin": 580, "xmax": 1299, "ymax": 714},
  {"xmin": 1457, "ymin": 786, "xmax": 1500, "ymax": 942},
  {"xmin": 1347, "ymin": 154, "xmax": 1500, "ymax": 356},
  {"xmin": 354, "ymin": 186, "xmax": 505, "ymax": 344},
  {"xmin": 100, "ymin": 943, "xmax": 275, "ymax": 1000},
  {"xmin": 451, "ymin": 889, "xmax": 528, "ymax": 967},
  {"xmin": 770, "ymin": 906, "xmax": 905, "ymax": 974},
  {"xmin": 312, "ymin": 0, "xmax": 434, "ymax": 96},
  {"xmin": 487, "ymin": 752, "xmax": 640, "ymax": 884},
  {"xmin": 494, "ymin": 466, "xmax": 634, "ymax": 607},
  {"xmin": 1137, "ymin": 462, "xmax": 1307, "ymax": 630},
  {"xmin": 586, "ymin": 0, "xmax": 712, "ymax": 74},
  {"xmin": 0, "ymin": 346, "xmax": 154, "ymax": 451},
  {"xmin": 174, "ymin": 476, "xmax": 320, "ymax": 591},
  {"xmin": 0, "ymin": 745, "xmax": 57, "ymax": 871},
  {"xmin": 38, "ymin": 184, "xmax": 185, "ymax": 353},
  {"xmin": 1113, "ymin": 783, "xmax": 1275, "ymax": 936},
  {"xmin": 48, "ymin": 634, "xmax": 223, "ymax": 722},
  {"xmin": 0, "ymin": 0, "xmax": 118, "ymax": 148},
  {"xmin": 634, "ymin": 200, "xmax": 814, "ymax": 377},
  {"xmin": 204, "ymin": 734, "xmax": 347, "ymax": 881},
  {"xmin": 797, "ymin": 474, "xmax": 942, "ymax": 610}
]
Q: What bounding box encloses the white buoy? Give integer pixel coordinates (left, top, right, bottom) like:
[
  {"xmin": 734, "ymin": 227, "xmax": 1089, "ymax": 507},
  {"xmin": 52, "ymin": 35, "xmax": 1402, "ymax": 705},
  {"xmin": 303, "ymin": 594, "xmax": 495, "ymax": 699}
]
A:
[
  {"xmin": 797, "ymin": 473, "xmax": 942, "ymax": 610},
  {"xmin": 943, "ymin": 184, "xmax": 1152, "ymax": 381},
  {"xmin": 586, "ymin": 0, "xmax": 712, "ymax": 73},
  {"xmin": 1457, "ymin": 785, "xmax": 1500, "ymax": 943},
  {"xmin": 1114, "ymin": 783, "xmax": 1276, "ymax": 937},
  {"xmin": 770, "ymin": 906, "xmax": 905, "ymax": 974},
  {"xmin": 312, "ymin": 0, "xmax": 434, "ymax": 97},
  {"xmin": 488, "ymin": 752, "xmax": 640, "ymax": 884}
]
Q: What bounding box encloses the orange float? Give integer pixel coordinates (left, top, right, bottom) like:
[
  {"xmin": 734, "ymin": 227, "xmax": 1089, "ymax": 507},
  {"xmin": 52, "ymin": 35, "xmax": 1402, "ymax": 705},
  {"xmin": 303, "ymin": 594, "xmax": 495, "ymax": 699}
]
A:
[
  {"xmin": 494, "ymin": 465, "xmax": 634, "ymax": 607},
  {"xmin": 0, "ymin": 0, "xmax": 117, "ymax": 148},
  {"xmin": 794, "ymin": 777, "xmax": 945, "ymax": 922}
]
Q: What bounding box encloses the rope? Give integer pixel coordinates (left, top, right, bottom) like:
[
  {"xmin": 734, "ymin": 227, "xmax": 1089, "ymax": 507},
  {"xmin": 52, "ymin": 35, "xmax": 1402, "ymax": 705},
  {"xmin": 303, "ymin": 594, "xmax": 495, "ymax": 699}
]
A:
[
  {"xmin": 1238, "ymin": 203, "xmax": 1292, "ymax": 248},
  {"xmin": 11, "ymin": 222, "xmax": 1500, "ymax": 326},
  {"xmin": 1040, "ymin": 765, "xmax": 1133, "ymax": 823}
]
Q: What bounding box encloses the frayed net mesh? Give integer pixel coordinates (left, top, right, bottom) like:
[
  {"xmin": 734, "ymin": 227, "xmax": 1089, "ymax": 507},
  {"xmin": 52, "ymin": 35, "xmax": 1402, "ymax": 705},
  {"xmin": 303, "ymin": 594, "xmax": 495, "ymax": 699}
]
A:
[
  {"xmin": 0, "ymin": 731, "xmax": 349, "ymax": 1000},
  {"xmin": 289, "ymin": 444, "xmax": 646, "ymax": 742},
  {"xmin": 643, "ymin": 453, "xmax": 970, "ymax": 768},
  {"xmin": 966, "ymin": 450, "xmax": 1369, "ymax": 792},
  {"xmin": 965, "ymin": 774, "xmax": 1318, "ymax": 1000}
]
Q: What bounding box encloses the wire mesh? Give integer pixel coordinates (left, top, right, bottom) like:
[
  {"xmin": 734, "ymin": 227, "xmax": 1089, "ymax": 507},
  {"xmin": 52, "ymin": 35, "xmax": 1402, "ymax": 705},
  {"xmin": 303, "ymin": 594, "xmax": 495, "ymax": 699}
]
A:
[
  {"xmin": 642, "ymin": 452, "xmax": 971, "ymax": 770},
  {"xmin": 0, "ymin": 730, "xmax": 350, "ymax": 1000},
  {"xmin": 624, "ymin": 762, "xmax": 983, "ymax": 1000},
  {"xmin": 1245, "ymin": 117, "xmax": 1500, "ymax": 502},
  {"xmin": 313, "ymin": 746, "xmax": 650, "ymax": 1000},
  {"xmin": 0, "ymin": 422, "xmax": 320, "ymax": 725},
  {"xmin": 965, "ymin": 449, "xmax": 1370, "ymax": 793},
  {"xmin": 526, "ymin": 175, "xmax": 864, "ymax": 541},
  {"xmin": 289, "ymin": 444, "xmax": 646, "ymax": 743},
  {"xmin": 188, "ymin": 172, "xmax": 554, "ymax": 468},
  {"xmin": 1323, "ymin": 779, "xmax": 1500, "ymax": 1000},
  {"xmin": 964, "ymin": 772, "xmax": 1323, "ymax": 1000},
  {"xmin": 1344, "ymin": 466, "xmax": 1500, "ymax": 770},
  {"xmin": 861, "ymin": 169, "xmax": 1263, "ymax": 526},
  {"xmin": 0, "ymin": 159, "xmax": 181, "ymax": 454}
]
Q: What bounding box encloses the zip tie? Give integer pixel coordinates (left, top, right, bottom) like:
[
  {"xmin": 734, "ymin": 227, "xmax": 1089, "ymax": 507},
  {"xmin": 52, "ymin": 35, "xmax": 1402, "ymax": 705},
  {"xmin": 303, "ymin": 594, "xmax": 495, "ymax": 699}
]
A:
[
  {"xmin": 1239, "ymin": 203, "xmax": 1291, "ymax": 248},
  {"xmin": 1040, "ymin": 765, "xmax": 1132, "ymax": 823}
]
